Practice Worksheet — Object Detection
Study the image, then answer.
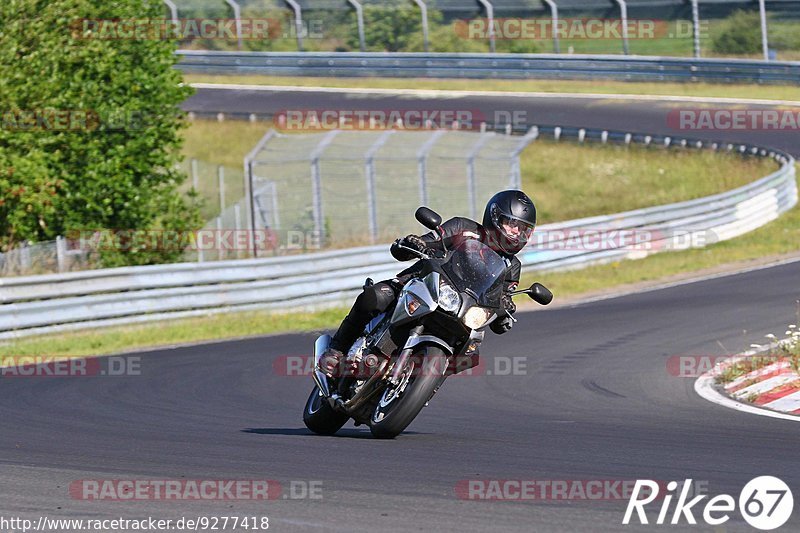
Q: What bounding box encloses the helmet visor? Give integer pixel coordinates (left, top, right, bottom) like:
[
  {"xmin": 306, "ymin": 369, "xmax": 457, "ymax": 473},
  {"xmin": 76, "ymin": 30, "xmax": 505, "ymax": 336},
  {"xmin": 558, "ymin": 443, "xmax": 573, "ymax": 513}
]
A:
[{"xmin": 491, "ymin": 204, "xmax": 535, "ymax": 246}]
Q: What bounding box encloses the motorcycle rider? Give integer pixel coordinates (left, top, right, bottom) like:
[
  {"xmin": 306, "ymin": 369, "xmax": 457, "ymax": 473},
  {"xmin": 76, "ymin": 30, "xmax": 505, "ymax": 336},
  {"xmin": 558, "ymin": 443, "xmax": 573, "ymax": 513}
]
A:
[{"xmin": 319, "ymin": 189, "xmax": 537, "ymax": 377}]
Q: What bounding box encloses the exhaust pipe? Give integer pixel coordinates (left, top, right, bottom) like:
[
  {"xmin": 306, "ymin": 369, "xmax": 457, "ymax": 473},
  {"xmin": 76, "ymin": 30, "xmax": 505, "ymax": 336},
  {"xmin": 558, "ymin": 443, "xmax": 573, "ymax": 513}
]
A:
[{"xmin": 312, "ymin": 334, "xmax": 333, "ymax": 398}]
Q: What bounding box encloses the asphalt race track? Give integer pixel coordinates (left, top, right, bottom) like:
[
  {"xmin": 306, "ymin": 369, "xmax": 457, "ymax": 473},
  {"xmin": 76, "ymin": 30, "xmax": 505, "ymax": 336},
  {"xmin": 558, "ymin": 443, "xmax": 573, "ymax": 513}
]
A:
[
  {"xmin": 1, "ymin": 88, "xmax": 799, "ymax": 532},
  {"xmin": 182, "ymin": 86, "xmax": 800, "ymax": 157},
  {"xmin": 3, "ymin": 261, "xmax": 800, "ymax": 531}
]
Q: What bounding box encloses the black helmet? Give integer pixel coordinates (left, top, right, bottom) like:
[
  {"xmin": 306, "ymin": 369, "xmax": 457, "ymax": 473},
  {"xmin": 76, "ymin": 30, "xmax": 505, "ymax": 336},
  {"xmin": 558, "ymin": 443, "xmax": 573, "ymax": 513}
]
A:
[{"xmin": 482, "ymin": 190, "xmax": 536, "ymax": 255}]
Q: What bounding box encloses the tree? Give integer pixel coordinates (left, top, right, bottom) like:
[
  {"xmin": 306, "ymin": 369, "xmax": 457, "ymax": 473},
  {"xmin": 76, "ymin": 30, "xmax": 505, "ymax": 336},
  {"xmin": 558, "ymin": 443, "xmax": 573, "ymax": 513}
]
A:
[
  {"xmin": 351, "ymin": 5, "xmax": 426, "ymax": 52},
  {"xmin": 0, "ymin": 0, "xmax": 200, "ymax": 264},
  {"xmin": 711, "ymin": 10, "xmax": 762, "ymax": 55}
]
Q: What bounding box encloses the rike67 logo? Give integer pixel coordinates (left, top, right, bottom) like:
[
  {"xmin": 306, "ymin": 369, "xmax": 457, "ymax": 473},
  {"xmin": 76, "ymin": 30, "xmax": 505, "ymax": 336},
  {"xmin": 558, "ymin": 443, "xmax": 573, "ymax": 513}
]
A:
[{"xmin": 623, "ymin": 476, "xmax": 793, "ymax": 530}]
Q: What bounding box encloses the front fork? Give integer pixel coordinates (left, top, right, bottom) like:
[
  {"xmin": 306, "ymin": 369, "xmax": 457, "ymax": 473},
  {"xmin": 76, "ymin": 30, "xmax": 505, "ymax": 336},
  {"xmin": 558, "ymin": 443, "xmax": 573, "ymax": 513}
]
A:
[{"xmin": 388, "ymin": 325, "xmax": 425, "ymax": 386}]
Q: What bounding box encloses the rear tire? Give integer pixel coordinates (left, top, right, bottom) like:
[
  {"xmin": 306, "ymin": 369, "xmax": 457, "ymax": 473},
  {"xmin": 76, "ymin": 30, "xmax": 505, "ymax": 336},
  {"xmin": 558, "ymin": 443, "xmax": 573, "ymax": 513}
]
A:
[
  {"xmin": 303, "ymin": 385, "xmax": 349, "ymax": 435},
  {"xmin": 369, "ymin": 347, "xmax": 447, "ymax": 439}
]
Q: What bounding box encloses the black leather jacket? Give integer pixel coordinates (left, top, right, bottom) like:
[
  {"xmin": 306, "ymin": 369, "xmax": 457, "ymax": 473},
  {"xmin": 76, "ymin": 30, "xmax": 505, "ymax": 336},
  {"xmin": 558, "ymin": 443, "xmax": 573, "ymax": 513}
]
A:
[{"xmin": 392, "ymin": 216, "xmax": 521, "ymax": 294}]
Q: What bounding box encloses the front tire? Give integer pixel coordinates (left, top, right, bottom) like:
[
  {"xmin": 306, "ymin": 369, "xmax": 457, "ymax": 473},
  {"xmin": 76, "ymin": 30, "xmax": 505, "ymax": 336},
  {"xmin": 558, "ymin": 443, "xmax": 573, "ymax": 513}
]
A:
[
  {"xmin": 369, "ymin": 347, "xmax": 447, "ymax": 439},
  {"xmin": 303, "ymin": 385, "xmax": 349, "ymax": 435}
]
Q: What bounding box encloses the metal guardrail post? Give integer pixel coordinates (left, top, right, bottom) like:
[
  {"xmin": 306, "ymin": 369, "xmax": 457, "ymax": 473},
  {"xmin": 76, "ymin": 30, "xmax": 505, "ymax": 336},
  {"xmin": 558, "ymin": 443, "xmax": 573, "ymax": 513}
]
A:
[
  {"xmin": 163, "ymin": 0, "xmax": 178, "ymax": 22},
  {"xmin": 613, "ymin": 0, "xmax": 630, "ymax": 55},
  {"xmin": 223, "ymin": 0, "xmax": 243, "ymax": 51},
  {"xmin": 688, "ymin": 0, "xmax": 701, "ymax": 58},
  {"xmin": 542, "ymin": 0, "xmax": 560, "ymax": 54},
  {"xmin": 466, "ymin": 133, "xmax": 493, "ymax": 220},
  {"xmin": 347, "ymin": 0, "xmax": 366, "ymax": 52},
  {"xmin": 284, "ymin": 0, "xmax": 304, "ymax": 51},
  {"xmin": 364, "ymin": 131, "xmax": 394, "ymax": 244},
  {"xmin": 309, "ymin": 130, "xmax": 340, "ymax": 242},
  {"xmin": 412, "ymin": 0, "xmax": 430, "ymax": 53},
  {"xmin": 417, "ymin": 130, "xmax": 446, "ymax": 206},
  {"xmin": 758, "ymin": 0, "xmax": 769, "ymax": 60},
  {"xmin": 476, "ymin": 0, "xmax": 495, "ymax": 53},
  {"xmin": 244, "ymin": 129, "xmax": 277, "ymax": 257}
]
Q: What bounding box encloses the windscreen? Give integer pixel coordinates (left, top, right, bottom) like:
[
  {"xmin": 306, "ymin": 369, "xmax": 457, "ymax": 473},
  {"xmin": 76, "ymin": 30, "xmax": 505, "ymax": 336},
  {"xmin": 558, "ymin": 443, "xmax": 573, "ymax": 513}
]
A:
[{"xmin": 440, "ymin": 239, "xmax": 507, "ymax": 308}]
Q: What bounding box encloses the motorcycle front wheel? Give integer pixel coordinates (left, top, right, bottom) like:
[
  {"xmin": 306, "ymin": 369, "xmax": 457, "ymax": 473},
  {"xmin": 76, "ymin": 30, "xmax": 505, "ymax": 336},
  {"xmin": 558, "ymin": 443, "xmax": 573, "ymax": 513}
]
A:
[
  {"xmin": 369, "ymin": 346, "xmax": 447, "ymax": 439},
  {"xmin": 303, "ymin": 385, "xmax": 349, "ymax": 435}
]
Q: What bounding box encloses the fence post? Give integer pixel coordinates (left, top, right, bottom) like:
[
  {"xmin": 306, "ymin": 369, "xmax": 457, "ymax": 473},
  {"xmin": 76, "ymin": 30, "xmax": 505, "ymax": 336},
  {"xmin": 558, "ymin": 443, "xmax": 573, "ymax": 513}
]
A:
[
  {"xmin": 234, "ymin": 204, "xmax": 242, "ymax": 259},
  {"xmin": 191, "ymin": 158, "xmax": 199, "ymax": 191},
  {"xmin": 508, "ymin": 126, "xmax": 539, "ymax": 188},
  {"xmin": 215, "ymin": 217, "xmax": 222, "ymax": 261},
  {"xmin": 218, "ymin": 165, "xmax": 226, "ymax": 215},
  {"xmin": 417, "ymin": 130, "xmax": 446, "ymax": 206},
  {"xmin": 244, "ymin": 129, "xmax": 277, "ymax": 258},
  {"xmin": 223, "ymin": 0, "xmax": 243, "ymax": 50},
  {"xmin": 542, "ymin": 0, "xmax": 560, "ymax": 53},
  {"xmin": 285, "ymin": 0, "xmax": 304, "ymax": 51},
  {"xmin": 347, "ymin": 0, "xmax": 366, "ymax": 52},
  {"xmin": 758, "ymin": 0, "xmax": 769, "ymax": 60},
  {"xmin": 56, "ymin": 236, "xmax": 66, "ymax": 273},
  {"xmin": 690, "ymin": 0, "xmax": 701, "ymax": 58},
  {"xmin": 476, "ymin": 0, "xmax": 495, "ymax": 53},
  {"xmin": 163, "ymin": 0, "xmax": 178, "ymax": 22},
  {"xmin": 364, "ymin": 130, "xmax": 395, "ymax": 244},
  {"xmin": 613, "ymin": 0, "xmax": 630, "ymax": 55},
  {"xmin": 412, "ymin": 0, "xmax": 430, "ymax": 53},
  {"xmin": 467, "ymin": 133, "xmax": 493, "ymax": 220},
  {"xmin": 309, "ymin": 130, "xmax": 340, "ymax": 242}
]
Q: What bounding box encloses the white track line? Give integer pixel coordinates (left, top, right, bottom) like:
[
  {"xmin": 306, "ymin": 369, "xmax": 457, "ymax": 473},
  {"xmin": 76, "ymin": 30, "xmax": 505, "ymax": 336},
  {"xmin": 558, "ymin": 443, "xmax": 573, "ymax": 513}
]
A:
[
  {"xmin": 695, "ymin": 340, "xmax": 800, "ymax": 423},
  {"xmin": 189, "ymin": 82, "xmax": 800, "ymax": 107}
]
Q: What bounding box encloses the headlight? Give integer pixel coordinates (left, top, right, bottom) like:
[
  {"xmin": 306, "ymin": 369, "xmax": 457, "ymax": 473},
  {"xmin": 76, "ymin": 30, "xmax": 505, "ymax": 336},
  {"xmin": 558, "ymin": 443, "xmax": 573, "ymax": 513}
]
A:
[
  {"xmin": 438, "ymin": 280, "xmax": 461, "ymax": 313},
  {"xmin": 462, "ymin": 306, "xmax": 492, "ymax": 329}
]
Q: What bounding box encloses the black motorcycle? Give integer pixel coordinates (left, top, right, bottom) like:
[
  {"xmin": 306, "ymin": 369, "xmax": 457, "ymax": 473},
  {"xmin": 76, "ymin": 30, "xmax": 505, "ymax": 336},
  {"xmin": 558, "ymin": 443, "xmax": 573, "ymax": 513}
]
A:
[{"xmin": 303, "ymin": 207, "xmax": 553, "ymax": 438}]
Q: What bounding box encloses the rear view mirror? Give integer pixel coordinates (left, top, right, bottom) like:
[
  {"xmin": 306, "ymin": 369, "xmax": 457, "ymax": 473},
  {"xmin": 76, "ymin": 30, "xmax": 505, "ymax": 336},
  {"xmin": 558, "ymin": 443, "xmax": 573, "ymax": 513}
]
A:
[
  {"xmin": 415, "ymin": 207, "xmax": 442, "ymax": 230},
  {"xmin": 527, "ymin": 283, "xmax": 553, "ymax": 305}
]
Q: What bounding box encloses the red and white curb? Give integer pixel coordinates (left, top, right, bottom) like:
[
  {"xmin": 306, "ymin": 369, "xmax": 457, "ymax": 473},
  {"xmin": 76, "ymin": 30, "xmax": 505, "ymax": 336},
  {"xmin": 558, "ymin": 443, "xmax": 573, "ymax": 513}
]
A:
[{"xmin": 695, "ymin": 342, "xmax": 800, "ymax": 422}]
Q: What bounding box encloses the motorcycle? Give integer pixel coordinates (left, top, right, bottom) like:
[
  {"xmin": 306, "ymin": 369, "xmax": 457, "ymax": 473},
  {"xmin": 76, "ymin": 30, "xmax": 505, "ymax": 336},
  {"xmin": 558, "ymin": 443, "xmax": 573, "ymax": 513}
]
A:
[{"xmin": 302, "ymin": 207, "xmax": 553, "ymax": 438}]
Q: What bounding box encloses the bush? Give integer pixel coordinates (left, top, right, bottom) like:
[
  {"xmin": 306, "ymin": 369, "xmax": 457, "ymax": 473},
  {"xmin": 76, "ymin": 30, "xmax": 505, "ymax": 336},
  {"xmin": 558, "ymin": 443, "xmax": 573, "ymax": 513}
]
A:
[
  {"xmin": 0, "ymin": 0, "xmax": 201, "ymax": 264},
  {"xmin": 711, "ymin": 10, "xmax": 762, "ymax": 55}
]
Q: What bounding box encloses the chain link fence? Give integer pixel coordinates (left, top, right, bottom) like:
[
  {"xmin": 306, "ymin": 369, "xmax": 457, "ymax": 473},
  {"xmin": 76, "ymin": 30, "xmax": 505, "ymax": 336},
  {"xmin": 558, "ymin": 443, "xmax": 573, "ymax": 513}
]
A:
[
  {"xmin": 244, "ymin": 128, "xmax": 537, "ymax": 253},
  {"xmin": 163, "ymin": 0, "xmax": 800, "ymax": 59}
]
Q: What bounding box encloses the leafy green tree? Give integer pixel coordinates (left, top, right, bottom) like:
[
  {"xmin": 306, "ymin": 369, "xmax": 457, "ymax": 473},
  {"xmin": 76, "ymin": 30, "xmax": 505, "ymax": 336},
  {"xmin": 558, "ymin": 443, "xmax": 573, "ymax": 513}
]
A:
[
  {"xmin": 0, "ymin": 0, "xmax": 200, "ymax": 265},
  {"xmin": 711, "ymin": 10, "xmax": 762, "ymax": 55},
  {"xmin": 351, "ymin": 5, "xmax": 428, "ymax": 52}
]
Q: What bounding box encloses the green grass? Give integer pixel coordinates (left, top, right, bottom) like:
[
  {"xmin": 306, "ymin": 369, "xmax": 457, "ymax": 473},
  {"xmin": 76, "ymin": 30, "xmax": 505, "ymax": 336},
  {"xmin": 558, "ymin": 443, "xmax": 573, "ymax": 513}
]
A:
[
  {"xmin": 1, "ymin": 121, "xmax": 789, "ymax": 357},
  {"xmin": 2, "ymin": 175, "xmax": 797, "ymax": 358},
  {"xmin": 184, "ymin": 74, "xmax": 800, "ymax": 102},
  {"xmin": 181, "ymin": 119, "xmax": 778, "ymax": 225},
  {"xmin": 519, "ymin": 173, "xmax": 800, "ymax": 296}
]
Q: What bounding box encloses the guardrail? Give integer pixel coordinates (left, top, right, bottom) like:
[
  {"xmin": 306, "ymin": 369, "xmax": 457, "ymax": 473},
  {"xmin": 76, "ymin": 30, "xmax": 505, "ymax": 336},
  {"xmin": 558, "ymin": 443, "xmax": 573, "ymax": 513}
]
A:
[
  {"xmin": 0, "ymin": 125, "xmax": 795, "ymax": 340},
  {"xmin": 175, "ymin": 51, "xmax": 800, "ymax": 85}
]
